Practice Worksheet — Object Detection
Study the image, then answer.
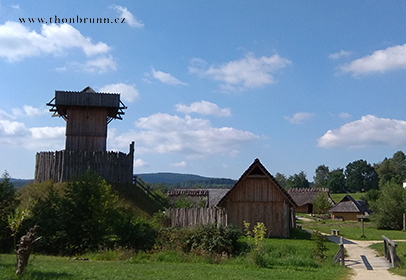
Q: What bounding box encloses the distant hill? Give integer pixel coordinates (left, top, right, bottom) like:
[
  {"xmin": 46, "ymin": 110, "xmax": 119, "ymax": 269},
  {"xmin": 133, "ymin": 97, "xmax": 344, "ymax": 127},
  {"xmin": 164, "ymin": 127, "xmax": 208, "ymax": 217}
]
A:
[
  {"xmin": 0, "ymin": 178, "xmax": 33, "ymax": 189},
  {"xmin": 135, "ymin": 172, "xmax": 236, "ymax": 188}
]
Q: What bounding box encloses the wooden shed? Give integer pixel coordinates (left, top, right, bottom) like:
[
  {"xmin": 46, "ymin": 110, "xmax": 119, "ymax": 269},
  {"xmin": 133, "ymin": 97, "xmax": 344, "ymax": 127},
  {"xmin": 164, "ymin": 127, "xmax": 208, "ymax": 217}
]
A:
[
  {"xmin": 217, "ymin": 159, "xmax": 297, "ymax": 238},
  {"xmin": 329, "ymin": 195, "xmax": 369, "ymax": 221}
]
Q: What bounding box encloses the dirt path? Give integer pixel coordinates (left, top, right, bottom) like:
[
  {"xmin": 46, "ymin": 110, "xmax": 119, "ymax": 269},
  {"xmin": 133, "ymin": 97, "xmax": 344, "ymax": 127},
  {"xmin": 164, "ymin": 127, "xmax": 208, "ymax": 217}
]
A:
[{"xmin": 327, "ymin": 236, "xmax": 406, "ymax": 280}]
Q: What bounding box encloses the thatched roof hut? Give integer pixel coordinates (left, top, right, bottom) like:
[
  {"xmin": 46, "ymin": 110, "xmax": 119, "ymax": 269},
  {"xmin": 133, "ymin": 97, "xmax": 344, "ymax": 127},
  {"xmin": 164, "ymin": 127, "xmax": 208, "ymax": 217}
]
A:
[
  {"xmin": 287, "ymin": 188, "xmax": 334, "ymax": 214},
  {"xmin": 329, "ymin": 195, "xmax": 369, "ymax": 221}
]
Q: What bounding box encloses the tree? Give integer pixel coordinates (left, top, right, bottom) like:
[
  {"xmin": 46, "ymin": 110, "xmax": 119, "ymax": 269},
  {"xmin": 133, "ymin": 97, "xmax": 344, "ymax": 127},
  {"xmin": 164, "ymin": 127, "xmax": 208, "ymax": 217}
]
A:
[
  {"xmin": 0, "ymin": 171, "xmax": 17, "ymax": 253},
  {"xmin": 313, "ymin": 192, "xmax": 332, "ymax": 215},
  {"xmin": 30, "ymin": 169, "xmax": 155, "ymax": 255},
  {"xmin": 345, "ymin": 160, "xmax": 378, "ymax": 192},
  {"xmin": 286, "ymin": 171, "xmax": 310, "ymax": 189},
  {"xmin": 327, "ymin": 168, "xmax": 346, "ymax": 193},
  {"xmin": 275, "ymin": 173, "xmax": 287, "ymax": 189},
  {"xmin": 375, "ymin": 151, "xmax": 406, "ymax": 188},
  {"xmin": 313, "ymin": 165, "xmax": 330, "ymax": 189},
  {"xmin": 371, "ymin": 179, "xmax": 406, "ymax": 230}
]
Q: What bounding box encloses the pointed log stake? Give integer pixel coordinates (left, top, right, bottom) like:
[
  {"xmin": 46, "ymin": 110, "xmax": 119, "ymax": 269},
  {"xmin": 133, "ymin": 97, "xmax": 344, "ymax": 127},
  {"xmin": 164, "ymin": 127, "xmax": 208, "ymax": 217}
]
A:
[{"xmin": 16, "ymin": 225, "xmax": 41, "ymax": 275}]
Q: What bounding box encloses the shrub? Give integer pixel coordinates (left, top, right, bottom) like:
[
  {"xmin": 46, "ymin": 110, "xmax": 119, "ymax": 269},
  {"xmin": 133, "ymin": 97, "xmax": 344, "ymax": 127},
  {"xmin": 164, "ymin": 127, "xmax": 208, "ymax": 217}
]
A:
[
  {"xmin": 27, "ymin": 170, "xmax": 156, "ymax": 255},
  {"xmin": 156, "ymin": 224, "xmax": 242, "ymax": 257}
]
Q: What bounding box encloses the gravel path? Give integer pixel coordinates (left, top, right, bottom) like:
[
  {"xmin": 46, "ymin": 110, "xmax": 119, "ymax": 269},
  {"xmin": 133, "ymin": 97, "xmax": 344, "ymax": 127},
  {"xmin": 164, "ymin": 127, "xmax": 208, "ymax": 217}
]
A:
[{"xmin": 327, "ymin": 236, "xmax": 406, "ymax": 280}]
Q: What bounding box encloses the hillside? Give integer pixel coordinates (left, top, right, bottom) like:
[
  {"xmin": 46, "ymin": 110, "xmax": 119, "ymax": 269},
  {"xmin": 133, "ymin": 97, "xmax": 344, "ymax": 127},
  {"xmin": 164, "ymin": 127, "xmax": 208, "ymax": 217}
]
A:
[{"xmin": 136, "ymin": 172, "xmax": 236, "ymax": 188}]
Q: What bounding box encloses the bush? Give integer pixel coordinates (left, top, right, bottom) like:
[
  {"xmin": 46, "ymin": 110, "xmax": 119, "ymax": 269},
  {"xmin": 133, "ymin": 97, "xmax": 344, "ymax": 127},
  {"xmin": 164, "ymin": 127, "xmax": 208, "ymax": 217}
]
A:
[
  {"xmin": 27, "ymin": 170, "xmax": 156, "ymax": 255},
  {"xmin": 0, "ymin": 171, "xmax": 17, "ymax": 253},
  {"xmin": 156, "ymin": 224, "xmax": 242, "ymax": 257}
]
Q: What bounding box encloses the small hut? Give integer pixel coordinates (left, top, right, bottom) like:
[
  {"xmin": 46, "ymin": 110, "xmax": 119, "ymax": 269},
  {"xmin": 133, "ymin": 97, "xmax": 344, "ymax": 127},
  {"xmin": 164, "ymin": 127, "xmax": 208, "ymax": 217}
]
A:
[
  {"xmin": 288, "ymin": 188, "xmax": 334, "ymax": 214},
  {"xmin": 329, "ymin": 195, "xmax": 369, "ymax": 221},
  {"xmin": 217, "ymin": 159, "xmax": 297, "ymax": 238}
]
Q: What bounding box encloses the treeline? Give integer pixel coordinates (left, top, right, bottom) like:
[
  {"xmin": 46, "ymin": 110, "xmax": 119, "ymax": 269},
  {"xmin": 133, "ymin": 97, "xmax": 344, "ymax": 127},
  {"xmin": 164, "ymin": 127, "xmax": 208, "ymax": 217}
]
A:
[{"xmin": 275, "ymin": 151, "xmax": 406, "ymax": 194}]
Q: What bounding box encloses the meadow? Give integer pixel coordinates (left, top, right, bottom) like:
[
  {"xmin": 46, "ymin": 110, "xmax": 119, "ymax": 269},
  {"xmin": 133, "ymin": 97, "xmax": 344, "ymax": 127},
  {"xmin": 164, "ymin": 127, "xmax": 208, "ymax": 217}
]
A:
[{"xmin": 0, "ymin": 231, "xmax": 349, "ymax": 280}]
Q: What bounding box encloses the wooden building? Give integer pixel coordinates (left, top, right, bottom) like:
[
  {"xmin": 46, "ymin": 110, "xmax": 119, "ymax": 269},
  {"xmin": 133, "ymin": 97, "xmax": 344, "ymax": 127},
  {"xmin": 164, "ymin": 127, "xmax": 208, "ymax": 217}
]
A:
[
  {"xmin": 47, "ymin": 86, "xmax": 126, "ymax": 151},
  {"xmin": 35, "ymin": 86, "xmax": 133, "ymax": 184},
  {"xmin": 329, "ymin": 195, "xmax": 369, "ymax": 221},
  {"xmin": 288, "ymin": 188, "xmax": 334, "ymax": 214},
  {"xmin": 218, "ymin": 159, "xmax": 297, "ymax": 238}
]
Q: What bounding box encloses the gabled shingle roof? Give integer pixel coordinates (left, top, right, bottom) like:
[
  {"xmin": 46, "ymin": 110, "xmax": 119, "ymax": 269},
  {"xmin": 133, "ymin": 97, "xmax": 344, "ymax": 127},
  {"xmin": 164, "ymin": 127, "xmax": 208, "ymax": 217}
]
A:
[
  {"xmin": 329, "ymin": 195, "xmax": 369, "ymax": 213},
  {"xmin": 217, "ymin": 158, "xmax": 297, "ymax": 207}
]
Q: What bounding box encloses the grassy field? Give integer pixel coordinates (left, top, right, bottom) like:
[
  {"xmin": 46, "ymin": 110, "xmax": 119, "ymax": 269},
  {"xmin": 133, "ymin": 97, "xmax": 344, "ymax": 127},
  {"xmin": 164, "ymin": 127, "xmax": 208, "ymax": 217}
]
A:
[
  {"xmin": 0, "ymin": 233, "xmax": 349, "ymax": 280},
  {"xmin": 370, "ymin": 241, "xmax": 406, "ymax": 277},
  {"xmin": 298, "ymin": 215, "xmax": 406, "ymax": 241}
]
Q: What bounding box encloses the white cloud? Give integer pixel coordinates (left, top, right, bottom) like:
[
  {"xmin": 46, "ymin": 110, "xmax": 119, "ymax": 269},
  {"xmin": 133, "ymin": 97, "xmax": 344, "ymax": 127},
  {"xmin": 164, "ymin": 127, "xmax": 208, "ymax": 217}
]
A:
[
  {"xmin": 111, "ymin": 5, "xmax": 144, "ymax": 28},
  {"xmin": 339, "ymin": 44, "xmax": 406, "ymax": 75},
  {"xmin": 176, "ymin": 101, "xmax": 231, "ymax": 117},
  {"xmin": 318, "ymin": 115, "xmax": 406, "ymax": 148},
  {"xmin": 0, "ymin": 119, "xmax": 65, "ymax": 149},
  {"xmin": 99, "ymin": 83, "xmax": 139, "ymax": 103},
  {"xmin": 173, "ymin": 161, "xmax": 187, "ymax": 167},
  {"xmin": 109, "ymin": 113, "xmax": 259, "ymax": 158},
  {"xmin": 284, "ymin": 112, "xmax": 314, "ymax": 124},
  {"xmin": 338, "ymin": 112, "xmax": 352, "ymax": 119},
  {"xmin": 83, "ymin": 55, "xmax": 117, "ymax": 73},
  {"xmin": 134, "ymin": 158, "xmax": 148, "ymax": 168},
  {"xmin": 189, "ymin": 52, "xmax": 291, "ymax": 91},
  {"xmin": 328, "ymin": 50, "xmax": 352, "ymax": 60},
  {"xmin": 12, "ymin": 105, "xmax": 48, "ymax": 118},
  {"xmin": 0, "ymin": 21, "xmax": 110, "ymax": 62},
  {"xmin": 150, "ymin": 68, "xmax": 187, "ymax": 85},
  {"xmin": 0, "ymin": 109, "xmax": 15, "ymax": 120}
]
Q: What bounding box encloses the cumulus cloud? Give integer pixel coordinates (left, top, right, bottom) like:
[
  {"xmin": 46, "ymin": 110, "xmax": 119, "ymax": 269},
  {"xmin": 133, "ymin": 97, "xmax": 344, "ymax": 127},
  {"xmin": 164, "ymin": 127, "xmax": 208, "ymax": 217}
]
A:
[
  {"xmin": 0, "ymin": 119, "xmax": 65, "ymax": 149},
  {"xmin": 109, "ymin": 113, "xmax": 259, "ymax": 158},
  {"xmin": 151, "ymin": 68, "xmax": 187, "ymax": 85},
  {"xmin": 99, "ymin": 83, "xmax": 139, "ymax": 102},
  {"xmin": 12, "ymin": 105, "xmax": 48, "ymax": 118},
  {"xmin": 111, "ymin": 5, "xmax": 144, "ymax": 28},
  {"xmin": 176, "ymin": 101, "xmax": 231, "ymax": 117},
  {"xmin": 173, "ymin": 161, "xmax": 187, "ymax": 167},
  {"xmin": 329, "ymin": 50, "xmax": 352, "ymax": 60},
  {"xmin": 134, "ymin": 158, "xmax": 148, "ymax": 168},
  {"xmin": 339, "ymin": 44, "xmax": 406, "ymax": 75},
  {"xmin": 318, "ymin": 115, "xmax": 406, "ymax": 148},
  {"xmin": 189, "ymin": 52, "xmax": 291, "ymax": 91},
  {"xmin": 0, "ymin": 22, "xmax": 110, "ymax": 62},
  {"xmin": 284, "ymin": 112, "xmax": 314, "ymax": 124}
]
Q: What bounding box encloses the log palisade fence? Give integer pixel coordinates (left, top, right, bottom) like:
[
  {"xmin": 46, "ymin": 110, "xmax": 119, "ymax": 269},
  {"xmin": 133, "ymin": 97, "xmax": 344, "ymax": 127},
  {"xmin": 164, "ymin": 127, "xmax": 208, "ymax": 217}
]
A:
[
  {"xmin": 35, "ymin": 142, "xmax": 134, "ymax": 184},
  {"xmin": 165, "ymin": 207, "xmax": 227, "ymax": 228}
]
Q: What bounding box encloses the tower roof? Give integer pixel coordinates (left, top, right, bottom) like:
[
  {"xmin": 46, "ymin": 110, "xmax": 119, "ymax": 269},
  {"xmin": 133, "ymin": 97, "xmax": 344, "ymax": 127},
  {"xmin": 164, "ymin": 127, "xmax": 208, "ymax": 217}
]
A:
[{"xmin": 47, "ymin": 86, "xmax": 127, "ymax": 123}]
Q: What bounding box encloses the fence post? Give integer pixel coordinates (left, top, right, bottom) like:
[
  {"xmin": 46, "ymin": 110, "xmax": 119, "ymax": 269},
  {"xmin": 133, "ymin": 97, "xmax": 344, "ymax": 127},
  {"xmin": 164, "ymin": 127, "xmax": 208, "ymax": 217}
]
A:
[{"xmin": 340, "ymin": 236, "xmax": 344, "ymax": 266}]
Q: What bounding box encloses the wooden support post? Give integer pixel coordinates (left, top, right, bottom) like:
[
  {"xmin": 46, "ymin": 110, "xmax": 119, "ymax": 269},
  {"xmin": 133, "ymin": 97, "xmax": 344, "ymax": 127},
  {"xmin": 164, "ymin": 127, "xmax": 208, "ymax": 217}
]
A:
[
  {"xmin": 403, "ymin": 213, "xmax": 406, "ymax": 231},
  {"xmin": 340, "ymin": 236, "xmax": 345, "ymax": 266},
  {"xmin": 361, "ymin": 218, "xmax": 364, "ymax": 237}
]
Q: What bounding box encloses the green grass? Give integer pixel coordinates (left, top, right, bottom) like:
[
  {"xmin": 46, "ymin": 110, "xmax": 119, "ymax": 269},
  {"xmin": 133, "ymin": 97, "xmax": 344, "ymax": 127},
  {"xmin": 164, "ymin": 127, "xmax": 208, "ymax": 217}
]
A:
[
  {"xmin": 0, "ymin": 235, "xmax": 349, "ymax": 280},
  {"xmin": 300, "ymin": 218, "xmax": 406, "ymax": 240},
  {"xmin": 370, "ymin": 241, "xmax": 406, "ymax": 277}
]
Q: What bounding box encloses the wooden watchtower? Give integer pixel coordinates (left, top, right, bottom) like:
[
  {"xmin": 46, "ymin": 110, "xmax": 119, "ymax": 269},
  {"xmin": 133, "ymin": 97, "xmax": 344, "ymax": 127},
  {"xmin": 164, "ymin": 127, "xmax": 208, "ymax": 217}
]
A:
[
  {"xmin": 46, "ymin": 86, "xmax": 126, "ymax": 151},
  {"xmin": 35, "ymin": 86, "xmax": 134, "ymax": 184}
]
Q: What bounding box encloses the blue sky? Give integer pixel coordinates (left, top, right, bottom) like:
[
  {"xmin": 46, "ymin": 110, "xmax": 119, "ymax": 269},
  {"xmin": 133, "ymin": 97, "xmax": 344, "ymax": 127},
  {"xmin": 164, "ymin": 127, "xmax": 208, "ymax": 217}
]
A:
[{"xmin": 1, "ymin": 1, "xmax": 406, "ymax": 180}]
